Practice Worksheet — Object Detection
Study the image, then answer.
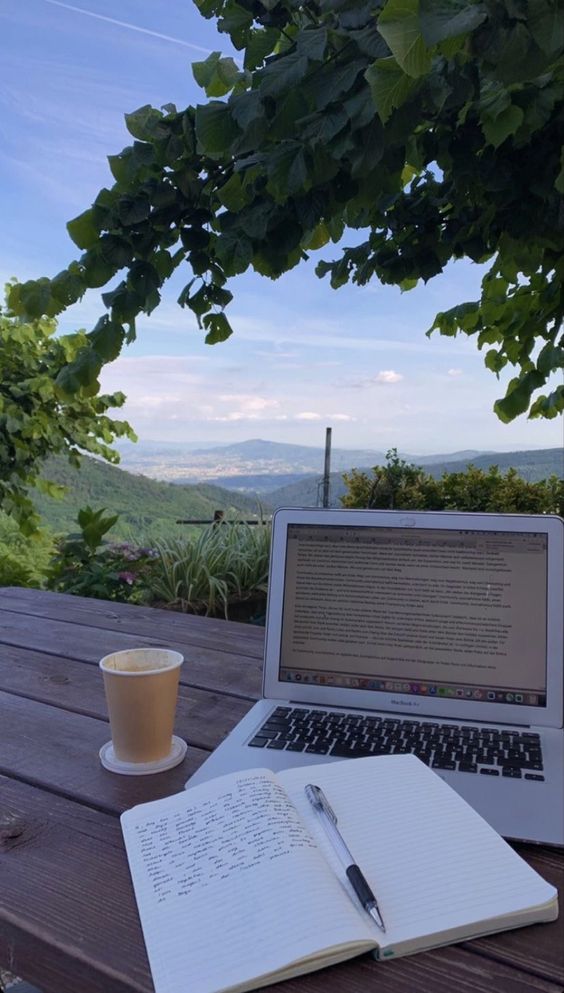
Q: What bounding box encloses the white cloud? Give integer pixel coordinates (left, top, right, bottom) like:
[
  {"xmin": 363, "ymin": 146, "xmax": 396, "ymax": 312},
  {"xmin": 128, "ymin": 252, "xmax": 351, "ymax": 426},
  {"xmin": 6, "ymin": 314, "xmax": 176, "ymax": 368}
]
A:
[
  {"xmin": 296, "ymin": 412, "xmax": 322, "ymax": 421},
  {"xmin": 334, "ymin": 370, "xmax": 404, "ymax": 388},
  {"xmin": 448, "ymin": 368, "xmax": 463, "ymax": 377},
  {"xmin": 376, "ymin": 370, "xmax": 403, "ymax": 383},
  {"xmin": 328, "ymin": 413, "xmax": 356, "ymax": 422},
  {"xmin": 218, "ymin": 394, "xmax": 280, "ymax": 413}
]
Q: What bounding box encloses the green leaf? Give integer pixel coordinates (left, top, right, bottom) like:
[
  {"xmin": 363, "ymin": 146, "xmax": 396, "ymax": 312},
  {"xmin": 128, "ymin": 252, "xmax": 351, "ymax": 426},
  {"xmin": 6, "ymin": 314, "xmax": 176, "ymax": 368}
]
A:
[
  {"xmin": 49, "ymin": 269, "xmax": 84, "ymax": 308},
  {"xmin": 494, "ymin": 370, "xmax": 546, "ymax": 422},
  {"xmin": 259, "ymin": 52, "xmax": 309, "ymax": 98},
  {"xmin": 537, "ymin": 341, "xmax": 564, "ymax": 375},
  {"xmin": 118, "ymin": 195, "xmax": 151, "ymax": 227},
  {"xmin": 528, "ymin": 0, "xmax": 564, "ymax": 58},
  {"xmin": 266, "ymin": 142, "xmax": 309, "ymax": 199},
  {"xmin": 217, "ymin": 172, "xmax": 249, "ymax": 212},
  {"xmin": 244, "ymin": 27, "xmax": 279, "ymax": 70},
  {"xmin": 203, "ymin": 312, "xmax": 233, "ymax": 344},
  {"xmin": 124, "ymin": 105, "xmax": 168, "ymax": 141},
  {"xmin": 219, "ymin": 4, "xmax": 254, "ymax": 46},
  {"xmin": 303, "ymin": 222, "xmax": 331, "ymax": 250},
  {"xmin": 56, "ymin": 346, "xmax": 102, "ymax": 396},
  {"xmin": 88, "ymin": 316, "xmax": 126, "ymax": 362},
  {"xmin": 192, "ymin": 52, "xmax": 241, "ymax": 97},
  {"xmin": 419, "ymin": 0, "xmax": 487, "ymax": 45},
  {"xmin": 67, "ymin": 210, "xmax": 99, "ymax": 250},
  {"xmin": 99, "ymin": 234, "xmax": 132, "ymax": 268},
  {"xmin": 528, "ymin": 384, "xmax": 564, "ymax": 419},
  {"xmin": 296, "ymin": 27, "xmax": 328, "ymax": 62},
  {"xmin": 481, "ymin": 104, "xmax": 524, "ymax": 148},
  {"xmin": 81, "ymin": 253, "xmax": 116, "ymax": 289},
  {"xmin": 299, "ymin": 107, "xmax": 349, "ymax": 145},
  {"xmin": 365, "ymin": 58, "xmax": 416, "ymax": 122},
  {"xmin": 378, "ymin": 0, "xmax": 432, "ymax": 78},
  {"xmin": 214, "ymin": 231, "xmax": 253, "ymax": 274},
  {"xmin": 195, "ymin": 102, "xmax": 239, "ymax": 154}
]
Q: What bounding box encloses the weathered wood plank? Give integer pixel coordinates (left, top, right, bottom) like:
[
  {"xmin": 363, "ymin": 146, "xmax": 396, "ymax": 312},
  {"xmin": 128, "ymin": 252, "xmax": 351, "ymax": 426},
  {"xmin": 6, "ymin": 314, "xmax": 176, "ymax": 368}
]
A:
[
  {"xmin": 0, "ymin": 691, "xmax": 209, "ymax": 814},
  {"xmin": 0, "ymin": 611, "xmax": 263, "ymax": 699},
  {"xmin": 2, "ymin": 777, "xmax": 561, "ymax": 993},
  {"xmin": 0, "ymin": 587, "xmax": 265, "ymax": 657},
  {"xmin": 0, "ymin": 645, "xmax": 254, "ymax": 752},
  {"xmin": 0, "ymin": 776, "xmax": 151, "ymax": 993},
  {"xmin": 465, "ymin": 843, "xmax": 564, "ymax": 984}
]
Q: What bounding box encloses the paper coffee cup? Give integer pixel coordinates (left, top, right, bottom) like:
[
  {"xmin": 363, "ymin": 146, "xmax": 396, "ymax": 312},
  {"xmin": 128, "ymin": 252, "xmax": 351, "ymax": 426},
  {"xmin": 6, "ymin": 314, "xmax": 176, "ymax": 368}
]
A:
[{"xmin": 100, "ymin": 648, "xmax": 184, "ymax": 766}]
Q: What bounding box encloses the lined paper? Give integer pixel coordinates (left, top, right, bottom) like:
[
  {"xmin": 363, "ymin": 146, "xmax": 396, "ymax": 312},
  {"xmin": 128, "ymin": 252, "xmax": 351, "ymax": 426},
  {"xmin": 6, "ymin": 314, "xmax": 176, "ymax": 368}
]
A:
[
  {"xmin": 282, "ymin": 754, "xmax": 557, "ymax": 953},
  {"xmin": 121, "ymin": 770, "xmax": 374, "ymax": 993}
]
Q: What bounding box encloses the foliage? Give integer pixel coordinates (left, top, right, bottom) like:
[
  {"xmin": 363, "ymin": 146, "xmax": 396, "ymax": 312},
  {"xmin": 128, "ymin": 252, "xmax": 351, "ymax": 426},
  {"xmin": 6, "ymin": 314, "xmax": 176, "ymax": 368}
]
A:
[
  {"xmin": 342, "ymin": 449, "xmax": 563, "ymax": 514},
  {"xmin": 46, "ymin": 506, "xmax": 159, "ymax": 603},
  {"xmin": 8, "ymin": 0, "xmax": 564, "ymax": 421},
  {"xmin": 342, "ymin": 448, "xmax": 443, "ymax": 508},
  {"xmin": 0, "ymin": 512, "xmax": 54, "ymax": 588},
  {"xmin": 32, "ymin": 453, "xmax": 267, "ymax": 541},
  {"xmin": 0, "ymin": 287, "xmax": 135, "ymax": 534},
  {"xmin": 439, "ymin": 464, "xmax": 563, "ymax": 514},
  {"xmin": 150, "ymin": 519, "xmax": 271, "ymax": 618}
]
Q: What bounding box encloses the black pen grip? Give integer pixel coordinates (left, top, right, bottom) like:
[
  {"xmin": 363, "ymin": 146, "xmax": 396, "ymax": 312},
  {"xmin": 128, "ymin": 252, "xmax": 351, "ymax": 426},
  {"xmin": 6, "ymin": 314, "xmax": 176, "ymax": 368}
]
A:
[{"xmin": 346, "ymin": 864, "xmax": 376, "ymax": 907}]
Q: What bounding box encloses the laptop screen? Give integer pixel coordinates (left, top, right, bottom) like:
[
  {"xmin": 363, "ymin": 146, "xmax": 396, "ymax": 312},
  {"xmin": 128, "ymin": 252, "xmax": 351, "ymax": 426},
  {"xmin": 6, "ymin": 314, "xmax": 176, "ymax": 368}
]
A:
[{"xmin": 278, "ymin": 524, "xmax": 548, "ymax": 708}]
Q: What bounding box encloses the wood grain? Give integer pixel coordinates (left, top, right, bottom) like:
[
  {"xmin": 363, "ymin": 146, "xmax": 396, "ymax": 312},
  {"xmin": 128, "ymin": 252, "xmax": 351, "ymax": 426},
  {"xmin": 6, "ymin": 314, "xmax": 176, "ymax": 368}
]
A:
[
  {"xmin": 0, "ymin": 610, "xmax": 263, "ymax": 699},
  {"xmin": 0, "ymin": 691, "xmax": 207, "ymax": 814},
  {"xmin": 0, "ymin": 644, "xmax": 254, "ymax": 751},
  {"xmin": 0, "ymin": 588, "xmax": 562, "ymax": 993},
  {"xmin": 0, "ymin": 587, "xmax": 265, "ymax": 657},
  {"xmin": 2, "ymin": 777, "xmax": 561, "ymax": 993}
]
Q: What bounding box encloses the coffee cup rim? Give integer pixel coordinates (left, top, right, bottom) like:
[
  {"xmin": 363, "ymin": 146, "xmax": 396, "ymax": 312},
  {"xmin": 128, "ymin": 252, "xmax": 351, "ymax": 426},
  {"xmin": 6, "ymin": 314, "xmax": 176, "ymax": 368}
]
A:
[{"xmin": 99, "ymin": 648, "xmax": 184, "ymax": 675}]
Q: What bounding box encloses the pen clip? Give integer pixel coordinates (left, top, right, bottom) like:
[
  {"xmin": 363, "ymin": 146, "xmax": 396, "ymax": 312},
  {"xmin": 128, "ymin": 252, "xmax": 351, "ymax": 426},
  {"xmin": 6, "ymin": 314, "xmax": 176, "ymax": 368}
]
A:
[{"xmin": 305, "ymin": 784, "xmax": 338, "ymax": 824}]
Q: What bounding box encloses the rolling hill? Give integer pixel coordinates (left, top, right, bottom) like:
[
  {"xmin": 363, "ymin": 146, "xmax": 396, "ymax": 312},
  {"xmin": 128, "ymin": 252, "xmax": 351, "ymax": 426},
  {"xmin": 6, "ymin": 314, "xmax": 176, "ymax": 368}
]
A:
[{"xmin": 32, "ymin": 456, "xmax": 267, "ymax": 540}]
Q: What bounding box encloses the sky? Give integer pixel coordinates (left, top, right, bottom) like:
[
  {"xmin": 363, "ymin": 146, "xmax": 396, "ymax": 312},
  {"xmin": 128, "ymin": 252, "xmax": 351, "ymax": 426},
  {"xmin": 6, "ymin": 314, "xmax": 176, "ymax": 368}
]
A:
[{"xmin": 1, "ymin": 0, "xmax": 563, "ymax": 456}]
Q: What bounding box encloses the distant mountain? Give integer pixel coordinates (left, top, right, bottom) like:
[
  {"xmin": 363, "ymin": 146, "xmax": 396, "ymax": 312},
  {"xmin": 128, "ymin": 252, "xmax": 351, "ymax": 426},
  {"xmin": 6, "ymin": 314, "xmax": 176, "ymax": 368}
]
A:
[
  {"xmin": 184, "ymin": 472, "xmax": 317, "ymax": 494},
  {"xmin": 267, "ymin": 448, "xmax": 564, "ymax": 508},
  {"xmin": 32, "ymin": 456, "xmax": 265, "ymax": 540},
  {"xmin": 116, "ymin": 437, "xmax": 502, "ymax": 489}
]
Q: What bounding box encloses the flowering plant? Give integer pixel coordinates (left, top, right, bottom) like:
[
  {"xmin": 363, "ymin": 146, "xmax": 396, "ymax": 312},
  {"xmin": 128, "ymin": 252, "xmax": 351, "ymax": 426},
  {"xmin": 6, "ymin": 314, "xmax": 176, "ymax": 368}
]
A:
[{"xmin": 46, "ymin": 507, "xmax": 158, "ymax": 603}]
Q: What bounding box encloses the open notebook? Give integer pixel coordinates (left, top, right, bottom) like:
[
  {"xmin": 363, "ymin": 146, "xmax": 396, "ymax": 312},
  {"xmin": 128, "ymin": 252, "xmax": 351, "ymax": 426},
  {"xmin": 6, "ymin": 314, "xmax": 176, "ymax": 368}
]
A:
[{"xmin": 121, "ymin": 755, "xmax": 557, "ymax": 993}]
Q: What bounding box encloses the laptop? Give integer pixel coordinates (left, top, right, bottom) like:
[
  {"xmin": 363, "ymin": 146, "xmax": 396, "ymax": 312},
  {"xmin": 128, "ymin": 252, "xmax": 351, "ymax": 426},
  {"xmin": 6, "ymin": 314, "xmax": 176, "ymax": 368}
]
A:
[{"xmin": 187, "ymin": 508, "xmax": 564, "ymax": 846}]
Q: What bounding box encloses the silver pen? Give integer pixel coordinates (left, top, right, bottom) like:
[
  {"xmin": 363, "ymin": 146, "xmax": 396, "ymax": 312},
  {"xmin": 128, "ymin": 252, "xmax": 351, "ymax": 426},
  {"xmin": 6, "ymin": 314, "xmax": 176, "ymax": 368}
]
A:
[{"xmin": 305, "ymin": 783, "xmax": 386, "ymax": 933}]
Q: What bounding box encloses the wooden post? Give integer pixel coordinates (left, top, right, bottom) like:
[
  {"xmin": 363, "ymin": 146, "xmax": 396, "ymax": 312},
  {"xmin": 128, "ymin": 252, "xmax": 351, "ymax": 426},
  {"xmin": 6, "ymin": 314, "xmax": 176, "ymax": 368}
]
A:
[{"xmin": 322, "ymin": 427, "xmax": 332, "ymax": 508}]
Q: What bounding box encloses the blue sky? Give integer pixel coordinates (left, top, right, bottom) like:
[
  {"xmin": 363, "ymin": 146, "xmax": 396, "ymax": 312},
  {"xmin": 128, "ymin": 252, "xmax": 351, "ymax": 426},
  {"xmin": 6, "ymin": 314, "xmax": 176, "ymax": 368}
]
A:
[{"xmin": 2, "ymin": 0, "xmax": 562, "ymax": 455}]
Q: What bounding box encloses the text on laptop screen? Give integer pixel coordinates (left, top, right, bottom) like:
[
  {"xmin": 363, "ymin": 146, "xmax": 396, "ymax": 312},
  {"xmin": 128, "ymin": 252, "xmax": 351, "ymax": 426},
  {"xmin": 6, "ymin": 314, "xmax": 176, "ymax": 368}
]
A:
[{"xmin": 279, "ymin": 525, "xmax": 548, "ymax": 707}]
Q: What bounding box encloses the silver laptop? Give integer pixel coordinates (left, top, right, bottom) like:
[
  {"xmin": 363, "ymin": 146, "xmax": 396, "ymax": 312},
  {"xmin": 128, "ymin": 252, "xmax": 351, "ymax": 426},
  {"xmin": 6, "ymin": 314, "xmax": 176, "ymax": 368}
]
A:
[{"xmin": 187, "ymin": 508, "xmax": 564, "ymax": 846}]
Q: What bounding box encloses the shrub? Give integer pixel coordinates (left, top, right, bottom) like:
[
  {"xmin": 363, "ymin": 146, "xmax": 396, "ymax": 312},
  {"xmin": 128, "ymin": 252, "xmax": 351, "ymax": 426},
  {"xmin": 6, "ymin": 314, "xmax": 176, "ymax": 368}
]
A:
[
  {"xmin": 0, "ymin": 512, "xmax": 54, "ymax": 587},
  {"xmin": 150, "ymin": 519, "xmax": 271, "ymax": 620},
  {"xmin": 342, "ymin": 451, "xmax": 562, "ymax": 516},
  {"xmin": 46, "ymin": 506, "xmax": 158, "ymax": 603}
]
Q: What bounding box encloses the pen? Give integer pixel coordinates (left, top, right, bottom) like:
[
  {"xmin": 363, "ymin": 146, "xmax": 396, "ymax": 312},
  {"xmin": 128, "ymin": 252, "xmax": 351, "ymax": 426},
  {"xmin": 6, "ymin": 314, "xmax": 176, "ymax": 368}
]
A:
[{"xmin": 305, "ymin": 783, "xmax": 386, "ymax": 933}]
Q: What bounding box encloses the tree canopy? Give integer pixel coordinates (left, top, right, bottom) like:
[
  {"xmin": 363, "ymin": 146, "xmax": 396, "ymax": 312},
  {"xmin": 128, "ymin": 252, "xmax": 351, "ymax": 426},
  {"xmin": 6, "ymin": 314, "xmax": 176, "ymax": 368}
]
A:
[
  {"xmin": 8, "ymin": 0, "xmax": 564, "ymax": 421},
  {"xmin": 0, "ymin": 288, "xmax": 134, "ymax": 533}
]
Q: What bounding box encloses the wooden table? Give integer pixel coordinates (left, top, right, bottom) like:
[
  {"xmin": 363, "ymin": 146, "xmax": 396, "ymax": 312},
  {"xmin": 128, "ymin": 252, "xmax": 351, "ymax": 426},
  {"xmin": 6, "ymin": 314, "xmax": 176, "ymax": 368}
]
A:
[{"xmin": 1, "ymin": 588, "xmax": 562, "ymax": 993}]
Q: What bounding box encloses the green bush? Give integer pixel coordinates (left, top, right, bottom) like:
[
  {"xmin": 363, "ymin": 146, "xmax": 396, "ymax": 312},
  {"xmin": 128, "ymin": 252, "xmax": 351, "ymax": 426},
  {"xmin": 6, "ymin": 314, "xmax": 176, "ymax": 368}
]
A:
[
  {"xmin": 342, "ymin": 450, "xmax": 563, "ymax": 516},
  {"xmin": 46, "ymin": 506, "xmax": 159, "ymax": 604},
  {"xmin": 0, "ymin": 512, "xmax": 54, "ymax": 587},
  {"xmin": 150, "ymin": 519, "xmax": 271, "ymax": 620}
]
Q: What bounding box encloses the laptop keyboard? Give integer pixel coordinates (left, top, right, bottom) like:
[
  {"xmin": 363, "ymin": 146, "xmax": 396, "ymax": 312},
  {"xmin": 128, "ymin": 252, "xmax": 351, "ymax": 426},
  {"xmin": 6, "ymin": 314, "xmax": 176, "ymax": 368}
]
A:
[{"xmin": 248, "ymin": 707, "xmax": 545, "ymax": 780}]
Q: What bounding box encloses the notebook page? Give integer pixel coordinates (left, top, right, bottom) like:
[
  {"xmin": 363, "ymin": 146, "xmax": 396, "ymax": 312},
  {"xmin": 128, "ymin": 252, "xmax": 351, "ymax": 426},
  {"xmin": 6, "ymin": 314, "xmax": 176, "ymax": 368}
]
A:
[
  {"xmin": 121, "ymin": 769, "xmax": 375, "ymax": 993},
  {"xmin": 281, "ymin": 755, "xmax": 557, "ymax": 951}
]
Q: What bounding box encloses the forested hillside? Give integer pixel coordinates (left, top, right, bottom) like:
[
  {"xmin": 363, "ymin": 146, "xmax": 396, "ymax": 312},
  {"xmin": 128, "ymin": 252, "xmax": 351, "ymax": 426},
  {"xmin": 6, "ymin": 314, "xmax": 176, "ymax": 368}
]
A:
[{"xmin": 32, "ymin": 456, "xmax": 266, "ymax": 540}]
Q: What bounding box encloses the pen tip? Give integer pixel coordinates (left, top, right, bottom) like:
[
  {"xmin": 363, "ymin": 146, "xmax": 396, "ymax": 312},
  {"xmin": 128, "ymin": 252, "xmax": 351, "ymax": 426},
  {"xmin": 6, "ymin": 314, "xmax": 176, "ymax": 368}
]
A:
[{"xmin": 368, "ymin": 906, "xmax": 386, "ymax": 932}]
